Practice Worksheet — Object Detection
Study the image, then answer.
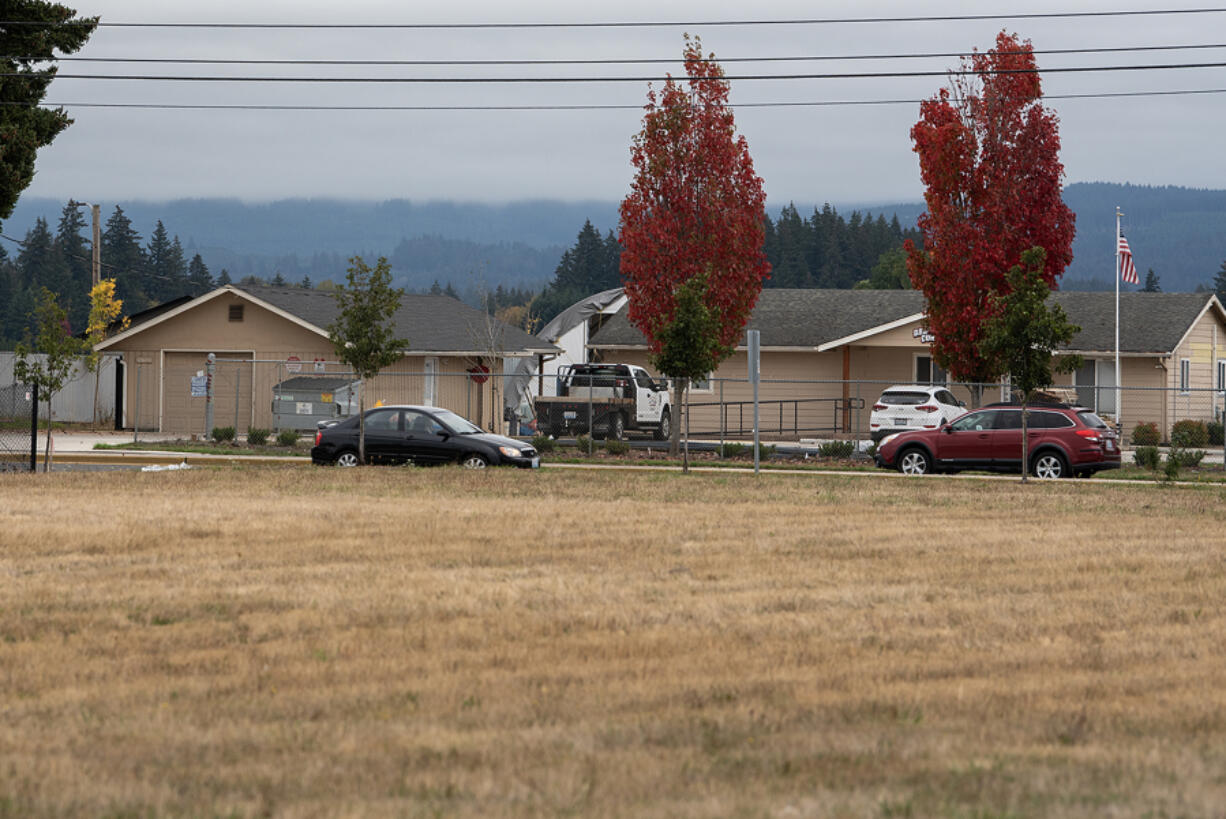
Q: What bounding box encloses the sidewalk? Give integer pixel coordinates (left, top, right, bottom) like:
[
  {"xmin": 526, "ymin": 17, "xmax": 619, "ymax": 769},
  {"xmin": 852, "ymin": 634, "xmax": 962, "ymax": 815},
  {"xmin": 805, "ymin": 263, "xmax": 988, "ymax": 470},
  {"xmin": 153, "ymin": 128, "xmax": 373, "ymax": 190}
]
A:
[{"xmin": 27, "ymin": 430, "xmax": 305, "ymax": 467}]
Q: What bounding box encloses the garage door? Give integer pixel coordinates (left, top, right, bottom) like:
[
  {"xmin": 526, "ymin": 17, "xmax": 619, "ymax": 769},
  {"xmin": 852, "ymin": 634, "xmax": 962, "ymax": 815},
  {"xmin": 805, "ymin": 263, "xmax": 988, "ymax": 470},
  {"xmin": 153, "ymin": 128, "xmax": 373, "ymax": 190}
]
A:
[{"xmin": 162, "ymin": 352, "xmax": 254, "ymax": 435}]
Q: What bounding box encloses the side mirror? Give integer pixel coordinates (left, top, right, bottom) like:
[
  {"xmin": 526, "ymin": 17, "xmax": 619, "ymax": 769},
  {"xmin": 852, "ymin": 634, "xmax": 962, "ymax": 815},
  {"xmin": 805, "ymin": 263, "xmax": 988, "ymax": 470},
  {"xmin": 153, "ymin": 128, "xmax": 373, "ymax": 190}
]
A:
[
  {"xmin": 958, "ymin": 400, "xmax": 966, "ymax": 408},
  {"xmin": 655, "ymin": 380, "xmax": 669, "ymax": 392},
  {"xmin": 943, "ymin": 424, "xmax": 954, "ymax": 434}
]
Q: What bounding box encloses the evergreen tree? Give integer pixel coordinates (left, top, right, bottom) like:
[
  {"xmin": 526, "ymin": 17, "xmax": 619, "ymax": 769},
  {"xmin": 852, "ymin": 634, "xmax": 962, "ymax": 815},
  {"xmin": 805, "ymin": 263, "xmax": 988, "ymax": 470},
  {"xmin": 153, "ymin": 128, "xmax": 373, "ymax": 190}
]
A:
[
  {"xmin": 429, "ymin": 279, "xmax": 443, "ymax": 295},
  {"xmin": 102, "ymin": 206, "xmax": 149, "ymax": 310},
  {"xmin": 443, "ymin": 282, "xmax": 459, "ymax": 299},
  {"xmin": 533, "ymin": 220, "xmax": 624, "ymax": 323},
  {"xmin": 271, "ymin": 271, "xmax": 287, "ymax": 287},
  {"xmin": 217, "ymin": 268, "xmax": 232, "ymax": 286},
  {"xmin": 300, "ymin": 275, "xmax": 312, "ymax": 289},
  {"xmin": 145, "ymin": 221, "xmax": 188, "ymax": 301},
  {"xmin": 0, "ymin": 2, "xmax": 97, "ymax": 224},
  {"xmin": 1141, "ymin": 269, "xmax": 1161, "ymax": 293},
  {"xmin": 55, "ymin": 203, "xmax": 91, "ymax": 328},
  {"xmin": 188, "ymin": 253, "xmax": 213, "ymax": 294},
  {"xmin": 1214, "ymin": 260, "xmax": 1226, "ymax": 302}
]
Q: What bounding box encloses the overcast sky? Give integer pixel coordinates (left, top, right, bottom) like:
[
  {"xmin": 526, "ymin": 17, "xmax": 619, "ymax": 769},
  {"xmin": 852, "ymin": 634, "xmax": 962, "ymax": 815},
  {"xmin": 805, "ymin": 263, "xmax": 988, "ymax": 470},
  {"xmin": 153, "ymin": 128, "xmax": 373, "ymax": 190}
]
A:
[{"xmin": 23, "ymin": 0, "xmax": 1226, "ymax": 206}]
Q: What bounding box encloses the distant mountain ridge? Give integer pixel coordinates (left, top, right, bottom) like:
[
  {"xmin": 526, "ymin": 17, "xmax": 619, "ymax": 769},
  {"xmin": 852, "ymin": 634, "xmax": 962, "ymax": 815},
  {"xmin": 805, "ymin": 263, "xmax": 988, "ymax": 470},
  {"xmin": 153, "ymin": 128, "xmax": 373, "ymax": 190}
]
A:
[{"xmin": 5, "ymin": 182, "xmax": 1224, "ymax": 294}]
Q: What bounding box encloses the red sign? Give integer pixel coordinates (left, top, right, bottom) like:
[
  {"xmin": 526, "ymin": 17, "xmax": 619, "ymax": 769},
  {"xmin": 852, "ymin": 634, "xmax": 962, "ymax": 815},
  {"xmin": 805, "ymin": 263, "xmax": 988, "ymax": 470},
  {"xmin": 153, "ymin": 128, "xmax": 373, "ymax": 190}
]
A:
[
  {"xmin": 286, "ymin": 355, "xmax": 302, "ymax": 373},
  {"xmin": 467, "ymin": 364, "xmax": 490, "ymax": 384}
]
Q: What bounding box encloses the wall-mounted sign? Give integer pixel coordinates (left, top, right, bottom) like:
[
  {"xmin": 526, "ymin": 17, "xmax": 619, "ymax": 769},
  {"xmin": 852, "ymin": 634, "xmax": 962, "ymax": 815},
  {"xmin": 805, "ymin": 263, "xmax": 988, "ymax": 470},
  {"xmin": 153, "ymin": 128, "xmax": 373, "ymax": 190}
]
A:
[{"xmin": 912, "ymin": 327, "xmax": 935, "ymax": 344}]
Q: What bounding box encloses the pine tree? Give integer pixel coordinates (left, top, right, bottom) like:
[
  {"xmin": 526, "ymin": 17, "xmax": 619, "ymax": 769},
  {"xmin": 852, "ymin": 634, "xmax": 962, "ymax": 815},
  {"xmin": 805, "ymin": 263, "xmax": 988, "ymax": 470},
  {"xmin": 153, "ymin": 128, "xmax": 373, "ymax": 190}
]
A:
[
  {"xmin": 217, "ymin": 268, "xmax": 232, "ymax": 286},
  {"xmin": 188, "ymin": 253, "xmax": 213, "ymax": 294},
  {"xmin": 55, "ymin": 203, "xmax": 91, "ymax": 328},
  {"xmin": 271, "ymin": 272, "xmax": 287, "ymax": 287},
  {"xmin": 300, "ymin": 275, "xmax": 312, "ymax": 289},
  {"xmin": 1214, "ymin": 260, "xmax": 1226, "ymax": 302},
  {"xmin": 102, "ymin": 206, "xmax": 149, "ymax": 310},
  {"xmin": 1141, "ymin": 269, "xmax": 1161, "ymax": 293}
]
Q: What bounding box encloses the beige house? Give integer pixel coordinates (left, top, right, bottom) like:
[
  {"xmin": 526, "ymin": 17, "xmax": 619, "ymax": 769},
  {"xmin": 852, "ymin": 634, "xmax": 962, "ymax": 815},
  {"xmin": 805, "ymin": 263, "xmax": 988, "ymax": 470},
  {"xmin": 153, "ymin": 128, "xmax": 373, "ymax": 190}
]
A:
[
  {"xmin": 588, "ymin": 290, "xmax": 1226, "ymax": 441},
  {"xmin": 96, "ymin": 285, "xmax": 557, "ymax": 435}
]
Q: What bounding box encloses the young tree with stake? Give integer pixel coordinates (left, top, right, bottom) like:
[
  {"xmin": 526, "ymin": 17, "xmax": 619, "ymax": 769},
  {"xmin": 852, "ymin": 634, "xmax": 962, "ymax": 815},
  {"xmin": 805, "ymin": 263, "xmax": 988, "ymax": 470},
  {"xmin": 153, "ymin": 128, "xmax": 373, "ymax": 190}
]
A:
[
  {"xmin": 619, "ymin": 36, "xmax": 770, "ymax": 456},
  {"xmin": 14, "ymin": 288, "xmax": 84, "ymax": 469},
  {"xmin": 978, "ymin": 247, "xmax": 1081, "ymax": 483},
  {"xmin": 327, "ymin": 256, "xmax": 406, "ymax": 465}
]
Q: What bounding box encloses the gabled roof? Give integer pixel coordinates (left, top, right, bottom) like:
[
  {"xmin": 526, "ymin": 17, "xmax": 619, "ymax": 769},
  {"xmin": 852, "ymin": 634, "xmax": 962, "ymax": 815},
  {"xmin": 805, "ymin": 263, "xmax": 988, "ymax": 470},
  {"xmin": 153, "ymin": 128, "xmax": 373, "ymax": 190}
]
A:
[
  {"xmin": 97, "ymin": 284, "xmax": 558, "ymax": 356},
  {"xmin": 588, "ymin": 289, "xmax": 1225, "ymax": 355},
  {"xmin": 590, "ymin": 289, "xmax": 926, "ymax": 349}
]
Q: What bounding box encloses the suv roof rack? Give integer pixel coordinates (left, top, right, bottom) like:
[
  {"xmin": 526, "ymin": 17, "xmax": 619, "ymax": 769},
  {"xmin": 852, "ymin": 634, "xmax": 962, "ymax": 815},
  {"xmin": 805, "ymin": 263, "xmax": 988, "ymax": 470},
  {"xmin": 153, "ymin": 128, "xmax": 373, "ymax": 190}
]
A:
[{"xmin": 981, "ymin": 400, "xmax": 1076, "ymax": 409}]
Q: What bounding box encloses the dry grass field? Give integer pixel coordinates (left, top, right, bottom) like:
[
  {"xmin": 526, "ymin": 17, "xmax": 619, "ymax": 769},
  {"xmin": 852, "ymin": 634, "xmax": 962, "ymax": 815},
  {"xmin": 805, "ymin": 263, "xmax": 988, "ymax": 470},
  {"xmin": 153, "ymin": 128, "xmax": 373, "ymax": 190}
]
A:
[{"xmin": 2, "ymin": 466, "xmax": 1225, "ymax": 818}]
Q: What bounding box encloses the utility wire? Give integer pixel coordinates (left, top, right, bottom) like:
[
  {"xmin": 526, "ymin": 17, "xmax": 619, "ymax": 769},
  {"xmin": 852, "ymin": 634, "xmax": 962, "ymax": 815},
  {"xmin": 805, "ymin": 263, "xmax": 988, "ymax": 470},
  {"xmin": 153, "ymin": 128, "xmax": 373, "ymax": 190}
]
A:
[
  {"xmin": 14, "ymin": 42, "xmax": 1226, "ymax": 66},
  {"xmin": 14, "ymin": 87, "xmax": 1226, "ymax": 111},
  {"xmin": 10, "ymin": 60, "xmax": 1226, "ymax": 83},
  {"xmin": 4, "ymin": 7, "xmax": 1226, "ymax": 28}
]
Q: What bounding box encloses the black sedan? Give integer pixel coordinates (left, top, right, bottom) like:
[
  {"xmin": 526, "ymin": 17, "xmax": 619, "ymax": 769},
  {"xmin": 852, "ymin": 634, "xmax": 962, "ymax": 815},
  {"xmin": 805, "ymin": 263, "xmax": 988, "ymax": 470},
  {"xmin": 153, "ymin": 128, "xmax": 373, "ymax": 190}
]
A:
[{"xmin": 311, "ymin": 405, "xmax": 539, "ymax": 469}]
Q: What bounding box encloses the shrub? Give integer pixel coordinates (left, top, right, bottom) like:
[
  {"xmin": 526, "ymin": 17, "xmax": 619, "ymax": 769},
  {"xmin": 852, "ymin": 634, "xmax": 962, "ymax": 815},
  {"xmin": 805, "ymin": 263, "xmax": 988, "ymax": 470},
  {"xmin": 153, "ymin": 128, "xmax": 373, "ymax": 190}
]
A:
[
  {"xmin": 604, "ymin": 439, "xmax": 630, "ymax": 456},
  {"xmin": 865, "ymin": 442, "xmax": 878, "ymax": 458},
  {"xmin": 1175, "ymin": 449, "xmax": 1205, "ymax": 468},
  {"xmin": 531, "ymin": 434, "xmax": 555, "ymax": 453},
  {"xmin": 1162, "ymin": 452, "xmax": 1181, "ymax": 481},
  {"xmin": 575, "ymin": 434, "xmax": 594, "ymax": 455},
  {"xmin": 759, "ymin": 444, "xmax": 776, "ymax": 459},
  {"xmin": 1170, "ymin": 419, "xmax": 1209, "ymax": 449},
  {"xmin": 211, "ymin": 426, "xmax": 236, "ymax": 443},
  {"xmin": 818, "ymin": 440, "xmax": 855, "ymax": 459},
  {"xmin": 1133, "ymin": 446, "xmax": 1160, "ymax": 470},
  {"xmin": 246, "ymin": 428, "xmax": 269, "ymax": 446},
  {"xmin": 276, "ymin": 429, "xmax": 299, "ymax": 447},
  {"xmin": 1208, "ymin": 420, "xmax": 1224, "ymax": 446},
  {"xmin": 718, "ymin": 442, "xmax": 746, "ymax": 458},
  {"xmin": 1130, "ymin": 422, "xmax": 1159, "ymax": 446}
]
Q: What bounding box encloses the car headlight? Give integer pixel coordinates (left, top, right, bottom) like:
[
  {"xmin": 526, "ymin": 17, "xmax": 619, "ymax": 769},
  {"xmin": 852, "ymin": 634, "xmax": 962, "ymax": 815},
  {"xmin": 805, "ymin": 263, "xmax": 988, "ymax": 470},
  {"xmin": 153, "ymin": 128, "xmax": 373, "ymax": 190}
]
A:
[
  {"xmin": 879, "ymin": 433, "xmax": 900, "ymax": 447},
  {"xmin": 498, "ymin": 446, "xmax": 522, "ymax": 458}
]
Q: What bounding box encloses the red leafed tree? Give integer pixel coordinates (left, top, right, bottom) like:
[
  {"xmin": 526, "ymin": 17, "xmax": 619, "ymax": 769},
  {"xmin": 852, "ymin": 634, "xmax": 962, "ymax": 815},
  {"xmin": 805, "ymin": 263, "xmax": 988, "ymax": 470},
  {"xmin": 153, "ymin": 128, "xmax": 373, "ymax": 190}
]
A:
[
  {"xmin": 619, "ymin": 36, "xmax": 770, "ymax": 368},
  {"xmin": 905, "ymin": 31, "xmax": 1076, "ymax": 393}
]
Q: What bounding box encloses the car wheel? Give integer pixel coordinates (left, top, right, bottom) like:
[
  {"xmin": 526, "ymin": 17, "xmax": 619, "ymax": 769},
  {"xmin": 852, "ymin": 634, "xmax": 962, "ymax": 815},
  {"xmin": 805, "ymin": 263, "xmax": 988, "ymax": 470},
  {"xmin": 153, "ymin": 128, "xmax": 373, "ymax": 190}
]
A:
[
  {"xmin": 1032, "ymin": 451, "xmax": 1068, "ymax": 479},
  {"xmin": 460, "ymin": 453, "xmax": 489, "ymax": 469},
  {"xmin": 898, "ymin": 448, "xmax": 931, "ymax": 475},
  {"xmin": 335, "ymin": 449, "xmax": 360, "ymax": 467},
  {"xmin": 654, "ymin": 409, "xmax": 671, "ymax": 441},
  {"xmin": 607, "ymin": 412, "xmax": 625, "ymax": 441}
]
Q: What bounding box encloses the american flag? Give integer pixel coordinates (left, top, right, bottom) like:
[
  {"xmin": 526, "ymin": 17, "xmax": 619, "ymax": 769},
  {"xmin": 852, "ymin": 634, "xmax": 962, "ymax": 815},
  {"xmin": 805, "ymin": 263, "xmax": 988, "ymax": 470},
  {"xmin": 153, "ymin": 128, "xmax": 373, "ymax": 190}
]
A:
[{"xmin": 1118, "ymin": 233, "xmax": 1139, "ymax": 285}]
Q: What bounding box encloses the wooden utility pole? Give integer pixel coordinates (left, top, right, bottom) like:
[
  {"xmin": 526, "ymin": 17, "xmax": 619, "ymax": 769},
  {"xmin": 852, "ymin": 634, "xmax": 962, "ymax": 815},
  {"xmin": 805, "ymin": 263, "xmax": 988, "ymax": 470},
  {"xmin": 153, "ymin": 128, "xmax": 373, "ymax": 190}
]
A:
[{"xmin": 90, "ymin": 203, "xmax": 100, "ymax": 287}]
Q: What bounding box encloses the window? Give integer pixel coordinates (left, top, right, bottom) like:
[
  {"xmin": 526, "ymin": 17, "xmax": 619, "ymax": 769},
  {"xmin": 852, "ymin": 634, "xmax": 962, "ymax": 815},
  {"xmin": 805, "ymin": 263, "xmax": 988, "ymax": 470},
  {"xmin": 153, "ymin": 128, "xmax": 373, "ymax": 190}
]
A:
[
  {"xmin": 915, "ymin": 355, "xmax": 947, "ymax": 385},
  {"xmin": 1218, "ymin": 359, "xmax": 1225, "ymax": 394},
  {"xmin": 689, "ymin": 373, "xmax": 713, "ymax": 393},
  {"xmin": 1180, "ymin": 358, "xmax": 1191, "ymax": 394},
  {"xmin": 228, "ymin": 304, "xmax": 244, "ymax": 322},
  {"xmin": 993, "ymin": 410, "xmax": 1023, "ymax": 430},
  {"xmin": 366, "ymin": 409, "xmax": 401, "ymax": 432},
  {"xmin": 950, "ymin": 410, "xmax": 996, "ymax": 432},
  {"xmin": 1028, "ymin": 411, "xmax": 1074, "ymax": 429}
]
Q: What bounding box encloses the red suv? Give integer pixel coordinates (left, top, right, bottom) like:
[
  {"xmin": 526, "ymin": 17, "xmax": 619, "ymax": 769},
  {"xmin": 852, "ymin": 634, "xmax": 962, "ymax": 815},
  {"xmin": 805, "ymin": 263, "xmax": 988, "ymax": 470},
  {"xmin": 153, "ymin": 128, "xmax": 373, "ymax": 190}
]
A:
[{"xmin": 874, "ymin": 402, "xmax": 1121, "ymax": 478}]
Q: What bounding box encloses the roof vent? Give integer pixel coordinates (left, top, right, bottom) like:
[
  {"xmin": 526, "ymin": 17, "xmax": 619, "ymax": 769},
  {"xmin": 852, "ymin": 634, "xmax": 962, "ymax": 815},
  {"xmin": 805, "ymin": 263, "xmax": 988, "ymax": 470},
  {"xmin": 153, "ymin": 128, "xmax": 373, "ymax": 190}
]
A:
[{"xmin": 228, "ymin": 304, "xmax": 244, "ymax": 322}]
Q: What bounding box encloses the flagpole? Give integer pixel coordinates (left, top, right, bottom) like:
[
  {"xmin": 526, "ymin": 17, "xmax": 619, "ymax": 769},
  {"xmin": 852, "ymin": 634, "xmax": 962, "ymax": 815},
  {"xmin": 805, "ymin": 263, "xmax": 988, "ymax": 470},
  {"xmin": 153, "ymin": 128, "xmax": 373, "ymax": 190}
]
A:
[{"xmin": 1115, "ymin": 207, "xmax": 1122, "ymax": 440}]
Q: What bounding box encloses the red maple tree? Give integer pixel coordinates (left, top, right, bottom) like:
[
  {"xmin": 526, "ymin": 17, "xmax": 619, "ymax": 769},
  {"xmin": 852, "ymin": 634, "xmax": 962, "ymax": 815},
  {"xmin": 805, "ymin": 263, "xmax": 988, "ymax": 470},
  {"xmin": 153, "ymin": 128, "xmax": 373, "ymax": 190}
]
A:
[
  {"xmin": 905, "ymin": 31, "xmax": 1076, "ymax": 388},
  {"xmin": 619, "ymin": 37, "xmax": 770, "ymax": 361}
]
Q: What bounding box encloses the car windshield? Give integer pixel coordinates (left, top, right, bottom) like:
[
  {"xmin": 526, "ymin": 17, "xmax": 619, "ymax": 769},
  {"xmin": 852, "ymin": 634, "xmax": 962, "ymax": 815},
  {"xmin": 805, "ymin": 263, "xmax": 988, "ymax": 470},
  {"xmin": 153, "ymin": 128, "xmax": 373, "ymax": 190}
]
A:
[
  {"xmin": 432, "ymin": 409, "xmax": 482, "ymax": 434},
  {"xmin": 1077, "ymin": 410, "xmax": 1109, "ymax": 429},
  {"xmin": 879, "ymin": 391, "xmax": 930, "ymax": 406}
]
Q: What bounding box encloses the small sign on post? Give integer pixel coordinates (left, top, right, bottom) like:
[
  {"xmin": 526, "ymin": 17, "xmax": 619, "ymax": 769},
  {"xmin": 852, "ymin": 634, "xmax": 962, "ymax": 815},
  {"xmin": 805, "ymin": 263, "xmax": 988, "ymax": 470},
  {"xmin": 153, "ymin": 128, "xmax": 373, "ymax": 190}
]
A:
[
  {"xmin": 286, "ymin": 355, "xmax": 302, "ymax": 373},
  {"xmin": 190, "ymin": 375, "xmax": 207, "ymax": 397}
]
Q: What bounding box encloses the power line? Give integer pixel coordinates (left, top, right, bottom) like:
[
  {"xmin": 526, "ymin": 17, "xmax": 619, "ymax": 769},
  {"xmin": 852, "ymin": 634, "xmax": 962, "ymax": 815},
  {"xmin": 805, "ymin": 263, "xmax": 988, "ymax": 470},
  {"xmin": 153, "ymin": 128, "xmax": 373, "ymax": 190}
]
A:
[
  {"xmin": 15, "ymin": 87, "xmax": 1226, "ymax": 112},
  {"xmin": 14, "ymin": 42, "xmax": 1226, "ymax": 67},
  {"xmin": 11, "ymin": 60, "xmax": 1226, "ymax": 83},
  {"xmin": 5, "ymin": 7, "xmax": 1226, "ymax": 28}
]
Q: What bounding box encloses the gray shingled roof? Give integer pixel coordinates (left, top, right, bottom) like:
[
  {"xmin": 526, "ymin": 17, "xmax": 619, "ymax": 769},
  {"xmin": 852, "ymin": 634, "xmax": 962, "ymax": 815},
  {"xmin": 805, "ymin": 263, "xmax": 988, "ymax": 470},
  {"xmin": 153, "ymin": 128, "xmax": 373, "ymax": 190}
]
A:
[
  {"xmin": 589, "ymin": 289, "xmax": 1220, "ymax": 354},
  {"xmin": 238, "ymin": 285, "xmax": 555, "ymax": 355}
]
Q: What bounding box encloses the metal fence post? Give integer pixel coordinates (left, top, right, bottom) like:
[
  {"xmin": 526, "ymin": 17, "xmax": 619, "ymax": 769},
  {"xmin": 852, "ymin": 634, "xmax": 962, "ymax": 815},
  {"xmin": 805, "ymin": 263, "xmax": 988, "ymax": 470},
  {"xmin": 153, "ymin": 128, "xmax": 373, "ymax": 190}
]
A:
[
  {"xmin": 29, "ymin": 382, "xmax": 38, "ymax": 473},
  {"xmin": 719, "ymin": 379, "xmax": 725, "ymax": 455},
  {"xmin": 133, "ymin": 362, "xmax": 141, "ymax": 444},
  {"xmin": 205, "ymin": 353, "xmax": 215, "ymax": 439},
  {"xmin": 235, "ymin": 363, "xmax": 241, "ymax": 432}
]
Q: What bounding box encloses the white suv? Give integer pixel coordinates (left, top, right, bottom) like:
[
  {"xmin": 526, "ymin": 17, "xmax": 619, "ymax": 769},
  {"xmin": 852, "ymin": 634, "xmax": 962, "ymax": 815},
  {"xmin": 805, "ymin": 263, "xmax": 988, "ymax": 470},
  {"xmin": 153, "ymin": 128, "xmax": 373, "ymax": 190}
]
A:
[{"xmin": 870, "ymin": 385, "xmax": 965, "ymax": 442}]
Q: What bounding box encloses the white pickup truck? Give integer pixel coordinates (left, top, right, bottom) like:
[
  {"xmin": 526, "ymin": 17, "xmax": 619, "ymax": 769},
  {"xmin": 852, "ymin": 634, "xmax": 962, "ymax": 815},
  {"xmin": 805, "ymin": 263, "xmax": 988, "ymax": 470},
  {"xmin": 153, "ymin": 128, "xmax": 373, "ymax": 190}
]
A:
[{"xmin": 534, "ymin": 363, "xmax": 671, "ymax": 441}]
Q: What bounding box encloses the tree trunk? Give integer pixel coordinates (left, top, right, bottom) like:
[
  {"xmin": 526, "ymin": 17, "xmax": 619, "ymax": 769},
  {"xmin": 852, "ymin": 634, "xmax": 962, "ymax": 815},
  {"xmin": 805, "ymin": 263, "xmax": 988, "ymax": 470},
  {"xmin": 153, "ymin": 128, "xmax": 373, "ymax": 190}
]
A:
[
  {"xmin": 357, "ymin": 384, "xmax": 366, "ymax": 464},
  {"xmin": 1020, "ymin": 397, "xmax": 1029, "ymax": 484},
  {"xmin": 670, "ymin": 376, "xmax": 682, "ymax": 457},
  {"xmin": 682, "ymin": 380, "xmax": 690, "ymax": 474},
  {"xmin": 92, "ymin": 370, "xmax": 101, "ymax": 427}
]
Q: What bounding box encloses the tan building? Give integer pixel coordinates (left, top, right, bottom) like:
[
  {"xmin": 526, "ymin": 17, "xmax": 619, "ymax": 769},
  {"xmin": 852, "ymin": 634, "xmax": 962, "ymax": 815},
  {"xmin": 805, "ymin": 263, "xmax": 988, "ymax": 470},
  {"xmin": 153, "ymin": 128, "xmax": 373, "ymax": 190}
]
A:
[
  {"xmin": 588, "ymin": 290, "xmax": 1226, "ymax": 441},
  {"xmin": 96, "ymin": 285, "xmax": 557, "ymax": 435}
]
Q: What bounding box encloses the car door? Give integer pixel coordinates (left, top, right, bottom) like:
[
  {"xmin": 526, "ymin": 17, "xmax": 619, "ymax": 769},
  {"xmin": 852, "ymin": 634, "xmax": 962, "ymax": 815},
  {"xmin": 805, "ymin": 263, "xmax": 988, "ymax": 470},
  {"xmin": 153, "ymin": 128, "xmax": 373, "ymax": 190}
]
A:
[
  {"xmin": 633, "ymin": 367, "xmax": 664, "ymax": 424},
  {"xmin": 362, "ymin": 408, "xmax": 404, "ymax": 463},
  {"xmin": 934, "ymin": 409, "xmax": 998, "ymax": 468},
  {"xmin": 989, "ymin": 409, "xmax": 1026, "ymax": 467},
  {"xmin": 401, "ymin": 409, "xmax": 455, "ymax": 465}
]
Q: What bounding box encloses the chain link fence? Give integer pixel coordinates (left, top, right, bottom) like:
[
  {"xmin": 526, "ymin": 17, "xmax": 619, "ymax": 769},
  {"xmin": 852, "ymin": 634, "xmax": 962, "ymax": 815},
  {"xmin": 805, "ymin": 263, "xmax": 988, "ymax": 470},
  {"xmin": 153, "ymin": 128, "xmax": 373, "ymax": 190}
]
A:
[
  {"xmin": 0, "ymin": 382, "xmax": 37, "ymax": 472},
  {"xmin": 168, "ymin": 360, "xmax": 1226, "ymax": 448}
]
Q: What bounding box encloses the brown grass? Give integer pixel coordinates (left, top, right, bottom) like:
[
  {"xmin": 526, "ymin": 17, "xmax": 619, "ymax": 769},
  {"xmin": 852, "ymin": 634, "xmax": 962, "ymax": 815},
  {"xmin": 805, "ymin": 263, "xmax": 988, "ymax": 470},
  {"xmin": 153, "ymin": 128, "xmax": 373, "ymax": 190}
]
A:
[{"xmin": 2, "ymin": 466, "xmax": 1225, "ymax": 818}]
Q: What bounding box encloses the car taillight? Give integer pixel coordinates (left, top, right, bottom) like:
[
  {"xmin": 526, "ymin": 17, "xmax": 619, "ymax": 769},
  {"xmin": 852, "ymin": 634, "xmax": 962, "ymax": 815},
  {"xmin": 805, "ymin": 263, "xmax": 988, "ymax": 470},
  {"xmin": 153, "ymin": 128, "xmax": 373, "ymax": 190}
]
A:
[
  {"xmin": 916, "ymin": 404, "xmax": 939, "ymax": 413},
  {"xmin": 872, "ymin": 403, "xmax": 887, "ymax": 411},
  {"xmin": 1075, "ymin": 429, "xmax": 1102, "ymax": 443},
  {"xmin": 315, "ymin": 429, "xmax": 322, "ymax": 446}
]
